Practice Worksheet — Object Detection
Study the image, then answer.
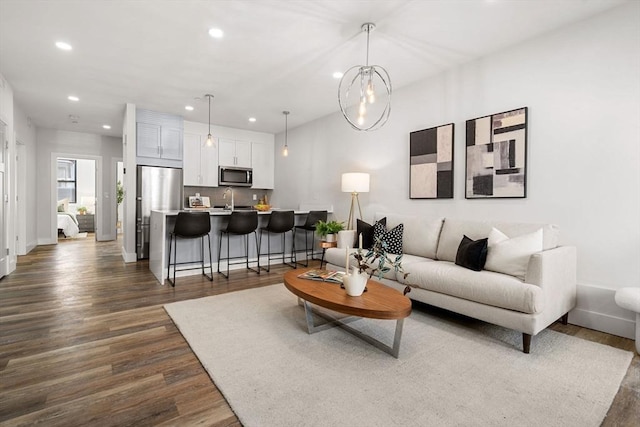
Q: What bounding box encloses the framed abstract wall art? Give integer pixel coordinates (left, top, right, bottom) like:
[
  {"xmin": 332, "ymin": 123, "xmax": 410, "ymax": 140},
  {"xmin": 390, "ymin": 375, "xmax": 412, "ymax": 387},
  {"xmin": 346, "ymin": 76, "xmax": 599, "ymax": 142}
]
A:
[
  {"xmin": 409, "ymin": 123, "xmax": 454, "ymax": 199},
  {"xmin": 465, "ymin": 107, "xmax": 528, "ymax": 198}
]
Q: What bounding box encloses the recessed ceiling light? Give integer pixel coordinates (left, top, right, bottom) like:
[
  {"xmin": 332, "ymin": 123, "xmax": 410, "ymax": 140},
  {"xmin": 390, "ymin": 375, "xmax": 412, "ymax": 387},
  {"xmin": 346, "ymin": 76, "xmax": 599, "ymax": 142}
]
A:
[
  {"xmin": 56, "ymin": 41, "xmax": 72, "ymax": 51},
  {"xmin": 332, "ymin": 72, "xmax": 343, "ymax": 79},
  {"xmin": 103, "ymin": 125, "xmax": 111, "ymax": 130},
  {"xmin": 67, "ymin": 95, "xmax": 79, "ymax": 101},
  {"xmin": 185, "ymin": 105, "xmax": 194, "ymax": 111},
  {"xmin": 248, "ymin": 117, "xmax": 256, "ymax": 123},
  {"xmin": 208, "ymin": 28, "xmax": 224, "ymax": 39}
]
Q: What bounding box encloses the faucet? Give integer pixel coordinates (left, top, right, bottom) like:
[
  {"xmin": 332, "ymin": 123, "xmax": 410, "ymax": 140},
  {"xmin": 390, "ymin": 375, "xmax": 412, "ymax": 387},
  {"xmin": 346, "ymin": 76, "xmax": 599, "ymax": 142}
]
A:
[{"xmin": 223, "ymin": 187, "xmax": 234, "ymax": 211}]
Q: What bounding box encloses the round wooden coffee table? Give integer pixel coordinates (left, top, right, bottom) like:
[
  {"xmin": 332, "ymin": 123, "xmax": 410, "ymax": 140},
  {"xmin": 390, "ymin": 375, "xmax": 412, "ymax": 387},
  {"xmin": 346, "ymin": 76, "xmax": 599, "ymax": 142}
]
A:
[{"xmin": 284, "ymin": 268, "xmax": 412, "ymax": 357}]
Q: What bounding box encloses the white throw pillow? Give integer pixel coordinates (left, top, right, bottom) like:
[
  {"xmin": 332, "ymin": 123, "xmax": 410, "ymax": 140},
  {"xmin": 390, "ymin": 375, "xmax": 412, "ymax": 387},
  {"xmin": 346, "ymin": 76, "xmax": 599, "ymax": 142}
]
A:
[{"xmin": 484, "ymin": 227, "xmax": 543, "ymax": 281}]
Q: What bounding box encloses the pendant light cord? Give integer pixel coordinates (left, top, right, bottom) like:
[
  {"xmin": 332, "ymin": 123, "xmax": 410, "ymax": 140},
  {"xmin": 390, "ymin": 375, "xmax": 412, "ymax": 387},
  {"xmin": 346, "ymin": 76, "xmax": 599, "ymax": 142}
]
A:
[{"xmin": 208, "ymin": 95, "xmax": 211, "ymax": 134}]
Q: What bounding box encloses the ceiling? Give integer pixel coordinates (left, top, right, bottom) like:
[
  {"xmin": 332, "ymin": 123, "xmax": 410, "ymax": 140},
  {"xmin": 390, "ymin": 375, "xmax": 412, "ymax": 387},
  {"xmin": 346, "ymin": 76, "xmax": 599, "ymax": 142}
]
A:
[{"xmin": 0, "ymin": 0, "xmax": 626, "ymax": 137}]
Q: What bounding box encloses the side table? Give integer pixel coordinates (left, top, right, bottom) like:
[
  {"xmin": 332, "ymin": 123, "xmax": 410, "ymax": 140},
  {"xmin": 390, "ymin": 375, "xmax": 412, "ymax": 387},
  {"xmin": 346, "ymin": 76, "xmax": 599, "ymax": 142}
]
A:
[{"xmin": 319, "ymin": 240, "xmax": 337, "ymax": 268}]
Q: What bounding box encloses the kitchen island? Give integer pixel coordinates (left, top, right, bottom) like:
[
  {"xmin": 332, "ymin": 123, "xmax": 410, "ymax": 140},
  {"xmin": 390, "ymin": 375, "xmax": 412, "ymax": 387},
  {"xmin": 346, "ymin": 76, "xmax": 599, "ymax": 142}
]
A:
[{"xmin": 149, "ymin": 209, "xmax": 320, "ymax": 285}]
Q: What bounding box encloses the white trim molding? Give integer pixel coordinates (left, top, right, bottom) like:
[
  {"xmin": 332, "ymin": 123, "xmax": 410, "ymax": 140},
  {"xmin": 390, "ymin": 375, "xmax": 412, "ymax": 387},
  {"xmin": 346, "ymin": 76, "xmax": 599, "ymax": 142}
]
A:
[{"xmin": 569, "ymin": 283, "xmax": 636, "ymax": 340}]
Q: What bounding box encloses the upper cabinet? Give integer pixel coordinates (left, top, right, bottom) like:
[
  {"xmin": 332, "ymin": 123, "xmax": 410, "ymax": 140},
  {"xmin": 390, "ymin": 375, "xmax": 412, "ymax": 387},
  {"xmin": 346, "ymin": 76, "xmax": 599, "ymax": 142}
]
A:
[
  {"xmin": 219, "ymin": 138, "xmax": 251, "ymax": 168},
  {"xmin": 183, "ymin": 133, "xmax": 218, "ymax": 187},
  {"xmin": 251, "ymin": 140, "xmax": 274, "ymax": 189},
  {"xmin": 136, "ymin": 109, "xmax": 183, "ymax": 168}
]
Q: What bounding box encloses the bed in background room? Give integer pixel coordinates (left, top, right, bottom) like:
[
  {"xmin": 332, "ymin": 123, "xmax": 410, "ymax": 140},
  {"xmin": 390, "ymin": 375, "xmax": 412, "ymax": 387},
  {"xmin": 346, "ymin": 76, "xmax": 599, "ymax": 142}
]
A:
[{"xmin": 57, "ymin": 199, "xmax": 79, "ymax": 238}]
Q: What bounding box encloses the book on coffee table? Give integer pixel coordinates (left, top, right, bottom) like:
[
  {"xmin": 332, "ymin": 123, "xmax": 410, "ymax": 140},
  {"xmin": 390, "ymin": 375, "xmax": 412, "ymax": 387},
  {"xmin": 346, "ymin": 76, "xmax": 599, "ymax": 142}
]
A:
[{"xmin": 298, "ymin": 269, "xmax": 346, "ymax": 284}]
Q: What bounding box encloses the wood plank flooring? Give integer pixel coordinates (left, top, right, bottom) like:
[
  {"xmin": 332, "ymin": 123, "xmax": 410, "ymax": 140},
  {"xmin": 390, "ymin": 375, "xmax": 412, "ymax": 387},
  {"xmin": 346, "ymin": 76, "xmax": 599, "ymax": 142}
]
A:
[{"xmin": 0, "ymin": 236, "xmax": 637, "ymax": 426}]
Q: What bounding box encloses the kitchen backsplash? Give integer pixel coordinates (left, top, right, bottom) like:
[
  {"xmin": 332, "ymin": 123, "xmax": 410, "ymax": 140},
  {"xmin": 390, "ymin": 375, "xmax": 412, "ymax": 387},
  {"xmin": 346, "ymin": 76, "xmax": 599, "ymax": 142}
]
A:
[{"xmin": 183, "ymin": 186, "xmax": 273, "ymax": 209}]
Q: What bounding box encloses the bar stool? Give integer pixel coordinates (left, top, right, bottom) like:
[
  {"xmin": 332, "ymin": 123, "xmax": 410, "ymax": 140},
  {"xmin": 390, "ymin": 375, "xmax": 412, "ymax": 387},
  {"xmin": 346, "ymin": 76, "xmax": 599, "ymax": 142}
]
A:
[
  {"xmin": 259, "ymin": 210, "xmax": 296, "ymax": 272},
  {"xmin": 167, "ymin": 211, "xmax": 213, "ymax": 287},
  {"xmin": 218, "ymin": 210, "xmax": 260, "ymax": 278},
  {"xmin": 294, "ymin": 210, "xmax": 327, "ymax": 267}
]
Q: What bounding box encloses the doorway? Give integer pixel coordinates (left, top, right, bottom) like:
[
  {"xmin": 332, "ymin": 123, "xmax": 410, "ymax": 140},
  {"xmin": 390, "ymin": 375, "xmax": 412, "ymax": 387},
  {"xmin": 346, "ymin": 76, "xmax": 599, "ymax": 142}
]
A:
[
  {"xmin": 0, "ymin": 121, "xmax": 6, "ymax": 279},
  {"xmin": 116, "ymin": 161, "xmax": 123, "ymax": 236},
  {"xmin": 54, "ymin": 155, "xmax": 98, "ymax": 242}
]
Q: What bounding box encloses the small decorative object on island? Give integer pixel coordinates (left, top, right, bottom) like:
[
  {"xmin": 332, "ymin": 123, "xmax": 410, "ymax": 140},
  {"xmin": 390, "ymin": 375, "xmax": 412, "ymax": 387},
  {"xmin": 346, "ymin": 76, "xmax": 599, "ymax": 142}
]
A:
[
  {"xmin": 77, "ymin": 206, "xmax": 87, "ymax": 215},
  {"xmin": 315, "ymin": 220, "xmax": 345, "ymax": 243}
]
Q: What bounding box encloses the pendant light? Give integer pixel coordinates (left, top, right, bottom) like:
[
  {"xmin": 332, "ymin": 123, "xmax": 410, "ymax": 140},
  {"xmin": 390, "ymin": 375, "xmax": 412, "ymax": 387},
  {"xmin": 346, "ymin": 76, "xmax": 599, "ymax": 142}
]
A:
[
  {"xmin": 282, "ymin": 111, "xmax": 290, "ymax": 157},
  {"xmin": 338, "ymin": 23, "xmax": 391, "ymax": 131},
  {"xmin": 204, "ymin": 94, "xmax": 214, "ymax": 147}
]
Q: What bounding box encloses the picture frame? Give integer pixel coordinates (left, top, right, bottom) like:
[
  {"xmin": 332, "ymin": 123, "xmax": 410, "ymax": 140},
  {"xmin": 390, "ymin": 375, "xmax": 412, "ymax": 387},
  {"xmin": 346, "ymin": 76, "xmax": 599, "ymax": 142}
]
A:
[
  {"xmin": 465, "ymin": 107, "xmax": 528, "ymax": 199},
  {"xmin": 409, "ymin": 123, "xmax": 454, "ymax": 199}
]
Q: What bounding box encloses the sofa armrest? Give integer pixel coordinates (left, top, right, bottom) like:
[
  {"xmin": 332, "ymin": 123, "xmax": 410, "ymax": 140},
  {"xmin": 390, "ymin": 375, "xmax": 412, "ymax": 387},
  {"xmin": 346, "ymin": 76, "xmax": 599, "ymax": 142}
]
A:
[
  {"xmin": 525, "ymin": 246, "xmax": 577, "ymax": 317},
  {"xmin": 337, "ymin": 230, "xmax": 356, "ymax": 248}
]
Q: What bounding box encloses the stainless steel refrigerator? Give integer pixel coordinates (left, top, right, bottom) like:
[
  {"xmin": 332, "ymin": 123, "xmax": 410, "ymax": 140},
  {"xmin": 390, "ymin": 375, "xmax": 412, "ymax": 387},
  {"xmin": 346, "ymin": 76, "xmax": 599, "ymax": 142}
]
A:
[{"xmin": 136, "ymin": 165, "xmax": 183, "ymax": 259}]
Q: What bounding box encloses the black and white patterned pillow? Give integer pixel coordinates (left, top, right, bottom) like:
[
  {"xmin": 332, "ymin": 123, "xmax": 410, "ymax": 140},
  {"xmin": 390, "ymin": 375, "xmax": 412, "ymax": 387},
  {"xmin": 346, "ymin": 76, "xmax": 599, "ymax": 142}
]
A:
[{"xmin": 373, "ymin": 221, "xmax": 404, "ymax": 254}]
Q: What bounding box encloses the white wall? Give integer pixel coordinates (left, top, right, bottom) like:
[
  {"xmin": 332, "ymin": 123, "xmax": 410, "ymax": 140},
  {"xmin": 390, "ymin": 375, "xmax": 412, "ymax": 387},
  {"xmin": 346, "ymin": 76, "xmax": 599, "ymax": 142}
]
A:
[
  {"xmin": 36, "ymin": 129, "xmax": 121, "ymax": 243},
  {"xmin": 272, "ymin": 3, "xmax": 640, "ymax": 337},
  {"xmin": 122, "ymin": 103, "xmax": 137, "ymax": 262},
  {"xmin": 13, "ymin": 103, "xmax": 37, "ymax": 254}
]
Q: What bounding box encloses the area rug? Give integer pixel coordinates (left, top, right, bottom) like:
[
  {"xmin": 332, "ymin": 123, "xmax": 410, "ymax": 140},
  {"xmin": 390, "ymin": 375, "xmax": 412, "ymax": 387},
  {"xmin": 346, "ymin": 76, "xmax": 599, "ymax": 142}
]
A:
[{"xmin": 164, "ymin": 285, "xmax": 633, "ymax": 427}]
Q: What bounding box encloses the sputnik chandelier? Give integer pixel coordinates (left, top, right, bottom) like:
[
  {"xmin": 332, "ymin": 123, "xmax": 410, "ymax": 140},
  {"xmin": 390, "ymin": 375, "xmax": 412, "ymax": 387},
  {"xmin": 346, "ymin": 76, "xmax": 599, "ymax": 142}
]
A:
[{"xmin": 338, "ymin": 23, "xmax": 392, "ymax": 131}]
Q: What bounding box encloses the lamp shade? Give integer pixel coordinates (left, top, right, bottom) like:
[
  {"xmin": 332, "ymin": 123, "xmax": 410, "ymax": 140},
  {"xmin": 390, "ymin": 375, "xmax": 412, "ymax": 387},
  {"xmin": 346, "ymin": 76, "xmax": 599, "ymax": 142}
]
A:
[{"xmin": 341, "ymin": 173, "xmax": 370, "ymax": 193}]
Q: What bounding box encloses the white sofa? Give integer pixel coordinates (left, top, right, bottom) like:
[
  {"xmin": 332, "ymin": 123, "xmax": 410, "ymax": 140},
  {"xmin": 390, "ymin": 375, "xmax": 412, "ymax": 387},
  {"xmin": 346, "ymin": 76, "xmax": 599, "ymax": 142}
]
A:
[{"xmin": 324, "ymin": 213, "xmax": 577, "ymax": 353}]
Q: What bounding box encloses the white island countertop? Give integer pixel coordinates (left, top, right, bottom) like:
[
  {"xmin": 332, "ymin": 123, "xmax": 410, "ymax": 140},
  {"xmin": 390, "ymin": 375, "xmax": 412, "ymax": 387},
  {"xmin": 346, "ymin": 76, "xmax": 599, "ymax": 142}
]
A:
[{"xmin": 153, "ymin": 208, "xmax": 314, "ymax": 216}]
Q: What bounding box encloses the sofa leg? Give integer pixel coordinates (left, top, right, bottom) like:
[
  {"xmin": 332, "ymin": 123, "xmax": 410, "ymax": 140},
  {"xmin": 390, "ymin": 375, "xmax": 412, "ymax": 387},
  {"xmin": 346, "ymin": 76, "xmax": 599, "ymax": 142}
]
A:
[
  {"xmin": 560, "ymin": 313, "xmax": 569, "ymax": 325},
  {"xmin": 522, "ymin": 333, "xmax": 532, "ymax": 354}
]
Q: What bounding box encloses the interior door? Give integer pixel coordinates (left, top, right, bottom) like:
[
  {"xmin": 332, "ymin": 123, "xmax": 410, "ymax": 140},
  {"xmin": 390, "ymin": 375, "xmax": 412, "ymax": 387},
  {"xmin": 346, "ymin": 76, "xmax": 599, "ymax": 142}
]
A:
[{"xmin": 0, "ymin": 122, "xmax": 6, "ymax": 279}]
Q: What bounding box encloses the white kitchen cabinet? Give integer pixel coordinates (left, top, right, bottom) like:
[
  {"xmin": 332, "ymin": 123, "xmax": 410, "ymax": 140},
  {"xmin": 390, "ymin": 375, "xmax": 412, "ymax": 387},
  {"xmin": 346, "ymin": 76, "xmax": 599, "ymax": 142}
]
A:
[
  {"xmin": 251, "ymin": 140, "xmax": 274, "ymax": 189},
  {"xmin": 219, "ymin": 138, "xmax": 251, "ymax": 168},
  {"xmin": 136, "ymin": 109, "xmax": 183, "ymax": 168},
  {"xmin": 183, "ymin": 133, "xmax": 218, "ymax": 187}
]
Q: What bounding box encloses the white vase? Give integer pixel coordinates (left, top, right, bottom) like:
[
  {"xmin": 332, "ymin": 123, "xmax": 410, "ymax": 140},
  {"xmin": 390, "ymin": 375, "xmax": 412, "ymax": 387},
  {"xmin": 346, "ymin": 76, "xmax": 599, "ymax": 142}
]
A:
[
  {"xmin": 344, "ymin": 267, "xmax": 367, "ymax": 296},
  {"xmin": 325, "ymin": 233, "xmax": 336, "ymax": 242}
]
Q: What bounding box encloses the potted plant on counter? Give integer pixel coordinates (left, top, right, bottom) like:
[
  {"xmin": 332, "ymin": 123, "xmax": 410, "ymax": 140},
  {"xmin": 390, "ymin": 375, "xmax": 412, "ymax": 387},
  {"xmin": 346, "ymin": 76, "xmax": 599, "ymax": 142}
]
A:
[{"xmin": 315, "ymin": 220, "xmax": 344, "ymax": 243}]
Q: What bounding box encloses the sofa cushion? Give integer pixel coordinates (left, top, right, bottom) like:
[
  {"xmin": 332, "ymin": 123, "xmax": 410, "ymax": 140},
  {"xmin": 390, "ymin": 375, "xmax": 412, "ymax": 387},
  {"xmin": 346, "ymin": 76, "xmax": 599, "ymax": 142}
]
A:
[
  {"xmin": 375, "ymin": 213, "xmax": 443, "ymax": 259},
  {"xmin": 374, "ymin": 221, "xmax": 403, "ymax": 254},
  {"xmin": 357, "ymin": 218, "xmax": 386, "ymax": 249},
  {"xmin": 455, "ymin": 236, "xmax": 488, "ymax": 271},
  {"xmin": 436, "ymin": 218, "xmax": 559, "ymax": 262},
  {"xmin": 402, "ymin": 260, "xmax": 544, "ymax": 314},
  {"xmin": 485, "ymin": 228, "xmax": 543, "ymax": 280}
]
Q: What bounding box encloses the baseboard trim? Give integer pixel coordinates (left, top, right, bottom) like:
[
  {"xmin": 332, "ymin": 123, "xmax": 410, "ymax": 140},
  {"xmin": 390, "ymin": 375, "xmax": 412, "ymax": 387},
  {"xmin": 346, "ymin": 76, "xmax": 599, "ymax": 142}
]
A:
[
  {"xmin": 121, "ymin": 247, "xmax": 137, "ymax": 263},
  {"xmin": 37, "ymin": 238, "xmax": 57, "ymax": 245},
  {"xmin": 569, "ymin": 308, "xmax": 635, "ymax": 340}
]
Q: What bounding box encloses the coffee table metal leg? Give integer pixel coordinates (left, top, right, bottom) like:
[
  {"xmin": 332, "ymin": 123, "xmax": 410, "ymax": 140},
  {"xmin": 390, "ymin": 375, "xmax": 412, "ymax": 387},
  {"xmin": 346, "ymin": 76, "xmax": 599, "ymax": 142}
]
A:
[{"xmin": 302, "ymin": 300, "xmax": 405, "ymax": 358}]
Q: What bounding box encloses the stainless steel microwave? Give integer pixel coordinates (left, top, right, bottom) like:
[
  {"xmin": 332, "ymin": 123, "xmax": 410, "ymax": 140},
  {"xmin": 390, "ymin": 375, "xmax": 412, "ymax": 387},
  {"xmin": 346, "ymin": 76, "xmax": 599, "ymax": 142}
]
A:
[{"xmin": 219, "ymin": 166, "xmax": 253, "ymax": 187}]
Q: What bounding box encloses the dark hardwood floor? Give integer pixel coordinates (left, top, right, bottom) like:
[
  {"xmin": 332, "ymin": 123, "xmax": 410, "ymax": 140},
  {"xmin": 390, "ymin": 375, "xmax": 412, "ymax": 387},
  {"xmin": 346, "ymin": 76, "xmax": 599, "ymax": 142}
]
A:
[{"xmin": 0, "ymin": 236, "xmax": 637, "ymax": 426}]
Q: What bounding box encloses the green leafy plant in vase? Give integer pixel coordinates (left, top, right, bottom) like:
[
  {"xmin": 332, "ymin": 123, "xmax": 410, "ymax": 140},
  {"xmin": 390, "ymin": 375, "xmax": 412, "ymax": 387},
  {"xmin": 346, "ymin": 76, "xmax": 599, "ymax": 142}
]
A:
[
  {"xmin": 77, "ymin": 206, "xmax": 88, "ymax": 215},
  {"xmin": 352, "ymin": 236, "xmax": 411, "ymax": 295},
  {"xmin": 315, "ymin": 220, "xmax": 344, "ymax": 243}
]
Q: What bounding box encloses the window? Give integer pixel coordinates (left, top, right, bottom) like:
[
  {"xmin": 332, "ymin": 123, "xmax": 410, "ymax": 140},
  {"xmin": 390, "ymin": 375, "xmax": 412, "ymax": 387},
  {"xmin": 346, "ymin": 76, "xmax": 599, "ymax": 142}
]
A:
[{"xmin": 57, "ymin": 159, "xmax": 77, "ymax": 202}]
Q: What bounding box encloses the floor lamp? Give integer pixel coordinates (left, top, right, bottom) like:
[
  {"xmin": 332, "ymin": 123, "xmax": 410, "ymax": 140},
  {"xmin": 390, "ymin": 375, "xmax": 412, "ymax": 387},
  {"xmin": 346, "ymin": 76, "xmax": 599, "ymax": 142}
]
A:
[{"xmin": 341, "ymin": 172, "xmax": 370, "ymax": 230}]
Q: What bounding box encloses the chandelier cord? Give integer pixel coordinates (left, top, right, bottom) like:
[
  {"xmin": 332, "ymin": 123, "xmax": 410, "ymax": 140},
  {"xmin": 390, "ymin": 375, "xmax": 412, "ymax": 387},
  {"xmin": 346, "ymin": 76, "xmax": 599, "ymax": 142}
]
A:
[{"xmin": 365, "ymin": 25, "xmax": 370, "ymax": 66}]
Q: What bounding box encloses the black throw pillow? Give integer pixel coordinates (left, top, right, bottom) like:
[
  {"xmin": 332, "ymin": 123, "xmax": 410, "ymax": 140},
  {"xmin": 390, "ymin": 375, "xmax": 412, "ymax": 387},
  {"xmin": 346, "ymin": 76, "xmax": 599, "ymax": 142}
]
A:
[
  {"xmin": 357, "ymin": 217, "xmax": 386, "ymax": 249},
  {"xmin": 455, "ymin": 235, "xmax": 488, "ymax": 272}
]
